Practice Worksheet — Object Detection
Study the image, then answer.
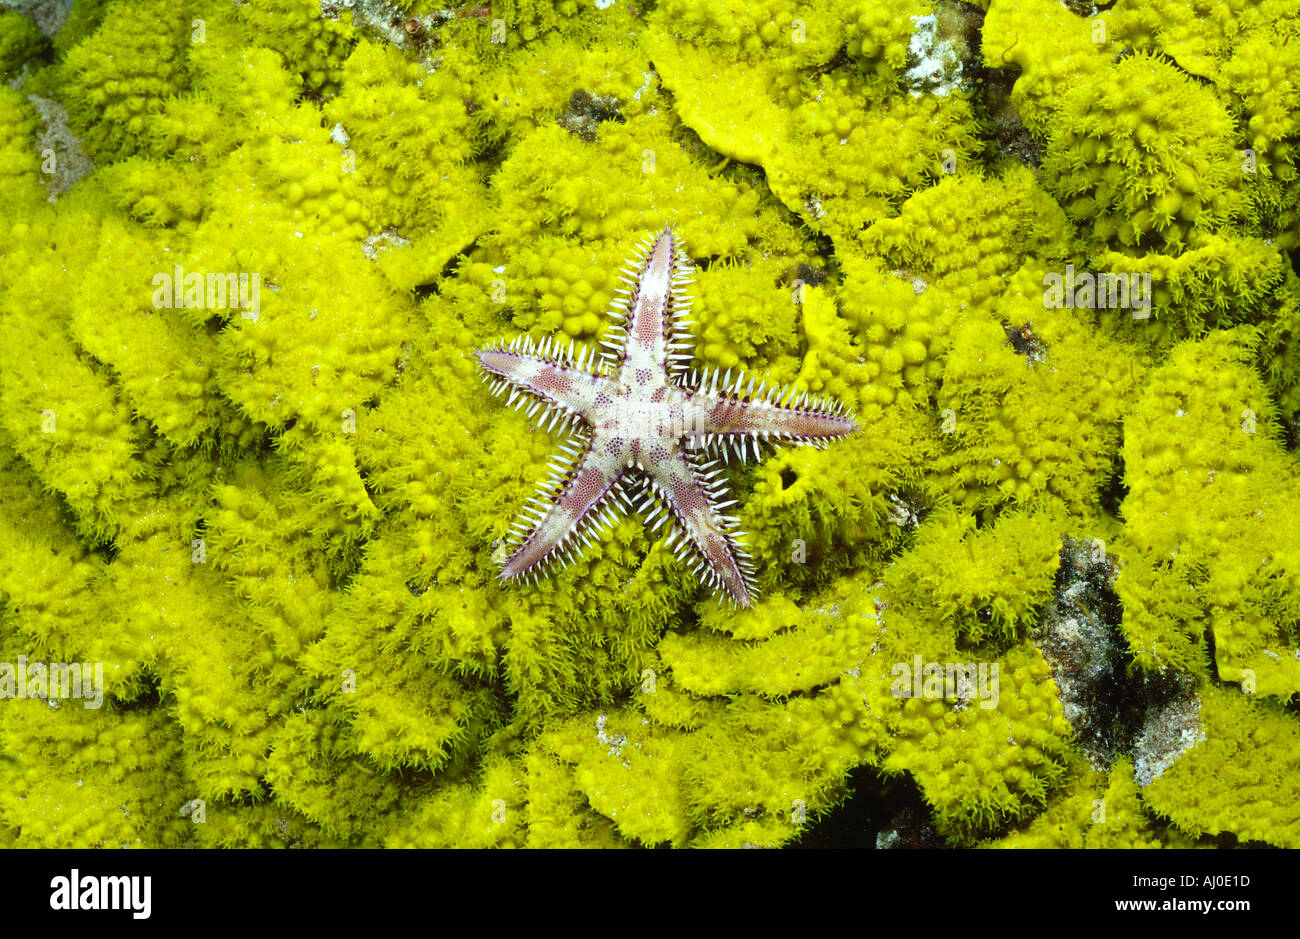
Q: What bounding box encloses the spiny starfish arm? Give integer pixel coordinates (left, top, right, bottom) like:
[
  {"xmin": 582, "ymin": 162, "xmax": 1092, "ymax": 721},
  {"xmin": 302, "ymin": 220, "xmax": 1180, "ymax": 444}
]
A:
[
  {"xmin": 679, "ymin": 367, "xmax": 859, "ymax": 459},
  {"xmin": 477, "ymin": 227, "xmax": 858, "ymax": 606},
  {"xmin": 605, "ymin": 225, "xmax": 696, "ymax": 379},
  {"xmin": 474, "ymin": 336, "xmax": 608, "ymax": 432},
  {"xmin": 645, "ymin": 448, "xmax": 756, "ymax": 608},
  {"xmin": 499, "ymin": 438, "xmax": 628, "ymax": 583}
]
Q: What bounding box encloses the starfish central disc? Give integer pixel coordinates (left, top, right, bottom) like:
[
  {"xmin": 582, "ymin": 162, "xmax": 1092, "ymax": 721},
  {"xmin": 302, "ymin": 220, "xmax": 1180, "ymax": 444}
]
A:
[{"xmin": 474, "ymin": 225, "xmax": 858, "ymax": 607}]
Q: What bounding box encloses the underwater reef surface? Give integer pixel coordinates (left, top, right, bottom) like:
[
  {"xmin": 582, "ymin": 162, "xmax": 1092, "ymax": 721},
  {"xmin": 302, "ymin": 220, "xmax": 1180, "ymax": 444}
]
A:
[{"xmin": 0, "ymin": 0, "xmax": 1298, "ymax": 848}]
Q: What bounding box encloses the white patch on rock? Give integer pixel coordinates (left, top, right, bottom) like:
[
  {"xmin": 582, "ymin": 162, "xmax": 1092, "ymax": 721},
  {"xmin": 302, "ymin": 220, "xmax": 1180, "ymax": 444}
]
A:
[
  {"xmin": 26, "ymin": 94, "xmax": 93, "ymax": 200},
  {"xmin": 1133, "ymin": 693, "xmax": 1205, "ymax": 787},
  {"xmin": 595, "ymin": 712, "xmax": 628, "ymax": 759},
  {"xmin": 1, "ymin": 0, "xmax": 72, "ymax": 39},
  {"xmin": 903, "ymin": 13, "xmax": 963, "ymax": 99},
  {"xmin": 361, "ymin": 229, "xmax": 411, "ymax": 260},
  {"xmin": 323, "ymin": 0, "xmax": 434, "ymax": 50}
]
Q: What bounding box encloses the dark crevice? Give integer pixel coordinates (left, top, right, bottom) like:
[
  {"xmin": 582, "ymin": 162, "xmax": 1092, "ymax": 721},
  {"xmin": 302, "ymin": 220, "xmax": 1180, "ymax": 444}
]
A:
[
  {"xmin": 557, "ymin": 89, "xmax": 626, "ymax": 141},
  {"xmin": 1034, "ymin": 537, "xmax": 1200, "ymax": 773},
  {"xmin": 795, "ymin": 766, "xmax": 941, "ymax": 848},
  {"xmin": 1099, "ymin": 450, "xmax": 1129, "ymax": 518}
]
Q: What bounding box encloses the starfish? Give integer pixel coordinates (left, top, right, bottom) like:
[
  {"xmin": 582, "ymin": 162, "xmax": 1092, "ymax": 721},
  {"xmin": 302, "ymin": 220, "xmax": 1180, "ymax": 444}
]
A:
[{"xmin": 473, "ymin": 226, "xmax": 858, "ymax": 607}]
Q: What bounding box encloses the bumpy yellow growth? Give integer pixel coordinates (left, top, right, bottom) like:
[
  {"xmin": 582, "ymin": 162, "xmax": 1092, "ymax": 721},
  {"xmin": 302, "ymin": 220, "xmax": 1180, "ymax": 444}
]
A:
[
  {"xmin": 1, "ymin": 0, "xmax": 1300, "ymax": 851},
  {"xmin": 1118, "ymin": 332, "xmax": 1300, "ymax": 697}
]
